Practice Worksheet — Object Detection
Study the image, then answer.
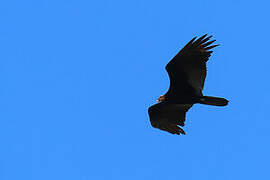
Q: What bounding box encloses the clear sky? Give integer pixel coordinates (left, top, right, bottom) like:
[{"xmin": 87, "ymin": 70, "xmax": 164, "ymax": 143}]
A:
[{"xmin": 1, "ymin": 0, "xmax": 270, "ymax": 179}]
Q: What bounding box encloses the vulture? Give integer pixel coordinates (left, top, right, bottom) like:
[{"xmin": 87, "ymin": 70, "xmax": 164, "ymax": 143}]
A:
[{"xmin": 148, "ymin": 34, "xmax": 229, "ymax": 135}]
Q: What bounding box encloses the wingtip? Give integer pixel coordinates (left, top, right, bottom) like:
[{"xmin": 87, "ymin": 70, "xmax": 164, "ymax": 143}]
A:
[
  {"xmin": 201, "ymin": 33, "xmax": 208, "ymax": 39},
  {"xmin": 184, "ymin": 36, "xmax": 197, "ymax": 48},
  {"xmin": 191, "ymin": 36, "xmax": 197, "ymax": 41},
  {"xmin": 194, "ymin": 34, "xmax": 208, "ymax": 45},
  {"xmin": 205, "ymin": 44, "xmax": 220, "ymax": 50}
]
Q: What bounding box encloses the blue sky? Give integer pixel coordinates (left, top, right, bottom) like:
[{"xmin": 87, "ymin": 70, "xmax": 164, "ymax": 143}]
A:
[{"xmin": 1, "ymin": 0, "xmax": 270, "ymax": 179}]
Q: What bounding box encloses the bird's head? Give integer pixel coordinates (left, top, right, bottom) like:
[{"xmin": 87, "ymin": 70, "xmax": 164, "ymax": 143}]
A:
[{"xmin": 156, "ymin": 94, "xmax": 166, "ymax": 102}]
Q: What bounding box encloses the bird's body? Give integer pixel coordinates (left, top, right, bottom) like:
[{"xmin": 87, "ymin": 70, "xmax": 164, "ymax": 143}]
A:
[{"xmin": 148, "ymin": 34, "xmax": 228, "ymax": 135}]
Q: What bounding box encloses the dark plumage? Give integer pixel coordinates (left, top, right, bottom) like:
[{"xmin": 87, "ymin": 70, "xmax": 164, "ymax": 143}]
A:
[{"xmin": 148, "ymin": 34, "xmax": 229, "ymax": 135}]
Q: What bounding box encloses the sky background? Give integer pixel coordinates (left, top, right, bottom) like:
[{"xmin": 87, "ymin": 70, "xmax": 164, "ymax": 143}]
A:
[{"xmin": 1, "ymin": 0, "xmax": 270, "ymax": 179}]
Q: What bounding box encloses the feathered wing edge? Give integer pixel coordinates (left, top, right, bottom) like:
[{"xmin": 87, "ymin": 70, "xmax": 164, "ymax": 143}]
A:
[
  {"xmin": 176, "ymin": 34, "xmax": 219, "ymax": 62},
  {"xmin": 148, "ymin": 103, "xmax": 192, "ymax": 135},
  {"xmin": 165, "ymin": 34, "xmax": 220, "ymax": 95}
]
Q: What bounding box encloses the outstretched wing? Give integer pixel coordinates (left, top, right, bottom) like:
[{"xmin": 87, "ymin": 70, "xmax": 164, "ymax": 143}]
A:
[
  {"xmin": 166, "ymin": 34, "xmax": 219, "ymax": 96},
  {"xmin": 148, "ymin": 102, "xmax": 193, "ymax": 135}
]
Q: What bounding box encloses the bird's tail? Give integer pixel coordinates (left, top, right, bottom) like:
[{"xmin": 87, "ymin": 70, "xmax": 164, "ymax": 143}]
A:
[{"xmin": 198, "ymin": 96, "xmax": 229, "ymax": 106}]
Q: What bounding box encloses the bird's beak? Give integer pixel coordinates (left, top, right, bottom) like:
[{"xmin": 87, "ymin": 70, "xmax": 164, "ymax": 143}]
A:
[{"xmin": 156, "ymin": 95, "xmax": 166, "ymax": 102}]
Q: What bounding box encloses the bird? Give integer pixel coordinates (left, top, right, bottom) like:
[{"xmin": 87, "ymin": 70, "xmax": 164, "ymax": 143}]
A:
[{"xmin": 148, "ymin": 34, "xmax": 229, "ymax": 135}]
